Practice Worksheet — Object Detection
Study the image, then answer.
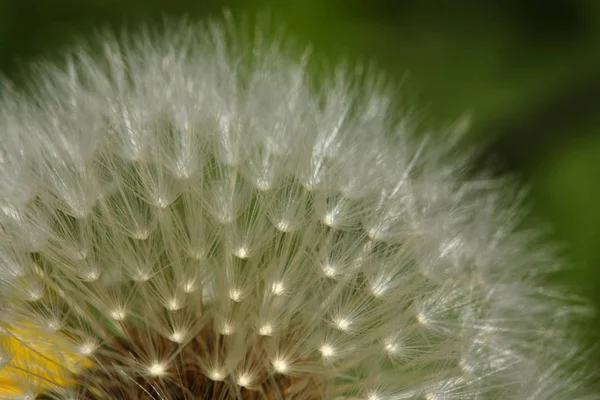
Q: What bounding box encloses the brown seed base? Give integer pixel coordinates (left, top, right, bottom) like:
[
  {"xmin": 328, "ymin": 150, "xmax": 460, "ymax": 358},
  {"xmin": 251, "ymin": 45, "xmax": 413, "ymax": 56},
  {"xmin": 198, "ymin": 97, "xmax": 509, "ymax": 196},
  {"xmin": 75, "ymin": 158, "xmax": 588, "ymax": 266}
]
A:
[{"xmin": 38, "ymin": 324, "xmax": 325, "ymax": 400}]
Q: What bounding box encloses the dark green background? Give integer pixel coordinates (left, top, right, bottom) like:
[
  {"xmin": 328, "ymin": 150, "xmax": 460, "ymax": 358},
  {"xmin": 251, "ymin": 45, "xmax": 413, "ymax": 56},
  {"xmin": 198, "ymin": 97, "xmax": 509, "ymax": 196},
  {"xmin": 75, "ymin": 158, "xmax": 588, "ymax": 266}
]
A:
[{"xmin": 2, "ymin": 0, "xmax": 599, "ymax": 350}]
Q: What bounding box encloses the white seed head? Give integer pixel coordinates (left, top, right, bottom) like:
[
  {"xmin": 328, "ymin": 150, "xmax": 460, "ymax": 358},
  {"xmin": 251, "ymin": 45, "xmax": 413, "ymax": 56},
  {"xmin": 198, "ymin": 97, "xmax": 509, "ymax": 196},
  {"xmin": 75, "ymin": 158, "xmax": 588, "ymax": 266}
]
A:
[{"xmin": 0, "ymin": 14, "xmax": 595, "ymax": 400}]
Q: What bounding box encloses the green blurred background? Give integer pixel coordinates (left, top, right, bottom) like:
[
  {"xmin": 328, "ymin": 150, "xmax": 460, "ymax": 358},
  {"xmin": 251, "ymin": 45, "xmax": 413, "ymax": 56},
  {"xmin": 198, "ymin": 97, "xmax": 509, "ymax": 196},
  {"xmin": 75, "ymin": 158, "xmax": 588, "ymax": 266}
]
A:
[{"xmin": 1, "ymin": 0, "xmax": 599, "ymax": 343}]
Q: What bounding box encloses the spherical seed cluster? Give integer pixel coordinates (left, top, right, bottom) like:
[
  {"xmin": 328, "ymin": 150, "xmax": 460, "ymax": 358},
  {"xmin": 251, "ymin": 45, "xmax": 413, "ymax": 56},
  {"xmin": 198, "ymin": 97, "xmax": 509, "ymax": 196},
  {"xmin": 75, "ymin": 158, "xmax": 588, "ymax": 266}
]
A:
[{"xmin": 0, "ymin": 16, "xmax": 596, "ymax": 400}]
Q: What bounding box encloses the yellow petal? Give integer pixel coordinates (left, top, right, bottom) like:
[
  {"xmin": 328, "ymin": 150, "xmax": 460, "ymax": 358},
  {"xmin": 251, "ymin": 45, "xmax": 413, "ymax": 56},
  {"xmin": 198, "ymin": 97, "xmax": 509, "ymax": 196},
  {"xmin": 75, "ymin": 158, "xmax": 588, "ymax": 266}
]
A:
[{"xmin": 0, "ymin": 324, "xmax": 92, "ymax": 398}]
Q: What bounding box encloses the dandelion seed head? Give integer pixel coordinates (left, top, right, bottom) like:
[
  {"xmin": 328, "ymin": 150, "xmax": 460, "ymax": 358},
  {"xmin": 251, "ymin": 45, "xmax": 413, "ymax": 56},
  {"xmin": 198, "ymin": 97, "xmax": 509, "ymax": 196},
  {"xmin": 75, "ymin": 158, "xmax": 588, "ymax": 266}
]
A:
[{"xmin": 0, "ymin": 13, "xmax": 596, "ymax": 400}]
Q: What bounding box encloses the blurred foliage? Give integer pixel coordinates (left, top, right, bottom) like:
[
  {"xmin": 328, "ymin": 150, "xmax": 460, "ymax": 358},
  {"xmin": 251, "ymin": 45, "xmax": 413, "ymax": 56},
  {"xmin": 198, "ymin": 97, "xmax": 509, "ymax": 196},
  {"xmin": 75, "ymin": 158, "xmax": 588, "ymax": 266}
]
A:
[{"xmin": 1, "ymin": 0, "xmax": 600, "ymax": 338}]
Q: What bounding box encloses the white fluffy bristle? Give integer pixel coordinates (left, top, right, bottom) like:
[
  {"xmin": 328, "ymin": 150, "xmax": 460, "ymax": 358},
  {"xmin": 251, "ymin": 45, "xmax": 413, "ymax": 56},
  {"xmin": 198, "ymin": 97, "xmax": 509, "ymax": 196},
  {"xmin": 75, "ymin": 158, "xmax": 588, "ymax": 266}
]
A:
[{"xmin": 0, "ymin": 14, "xmax": 596, "ymax": 400}]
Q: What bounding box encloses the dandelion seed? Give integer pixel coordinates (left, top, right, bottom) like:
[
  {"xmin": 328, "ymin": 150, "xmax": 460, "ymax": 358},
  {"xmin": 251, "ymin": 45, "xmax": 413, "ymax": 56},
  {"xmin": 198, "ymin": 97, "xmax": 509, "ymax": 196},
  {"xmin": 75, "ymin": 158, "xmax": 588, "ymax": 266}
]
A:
[
  {"xmin": 209, "ymin": 369, "xmax": 226, "ymax": 381},
  {"xmin": 236, "ymin": 372, "xmax": 253, "ymax": 387},
  {"xmin": 189, "ymin": 248, "xmax": 205, "ymax": 260},
  {"xmin": 132, "ymin": 271, "xmax": 151, "ymax": 282},
  {"xmin": 271, "ymin": 358, "xmax": 289, "ymax": 374},
  {"xmin": 233, "ymin": 246, "xmax": 250, "ymax": 259},
  {"xmin": 130, "ymin": 229, "xmax": 150, "ymax": 240},
  {"xmin": 274, "ymin": 219, "xmax": 292, "ymax": 232},
  {"xmin": 24, "ymin": 287, "xmax": 43, "ymax": 302},
  {"xmin": 322, "ymin": 212, "xmax": 336, "ymax": 227},
  {"xmin": 322, "ymin": 263, "xmax": 338, "ymax": 278},
  {"xmin": 384, "ymin": 341, "xmax": 399, "ymax": 356},
  {"xmin": 334, "ymin": 317, "xmax": 351, "ymax": 331},
  {"xmin": 258, "ymin": 323, "xmax": 274, "ymax": 336},
  {"xmin": 81, "ymin": 268, "xmax": 100, "ymax": 282},
  {"xmin": 220, "ymin": 323, "xmax": 234, "ymax": 335},
  {"xmin": 366, "ymin": 392, "xmax": 380, "ymax": 400},
  {"xmin": 154, "ymin": 198, "xmax": 171, "ymax": 210},
  {"xmin": 319, "ymin": 344, "xmax": 335, "ymax": 358},
  {"xmin": 147, "ymin": 362, "xmax": 168, "ymax": 377},
  {"xmin": 110, "ymin": 307, "xmax": 127, "ymax": 321},
  {"xmin": 166, "ymin": 298, "xmax": 182, "ymax": 311},
  {"xmin": 78, "ymin": 341, "xmax": 97, "ymax": 356},
  {"xmin": 182, "ymin": 280, "xmax": 196, "ymax": 293},
  {"xmin": 228, "ymin": 288, "xmax": 243, "ymax": 302},
  {"xmin": 46, "ymin": 318, "xmax": 62, "ymax": 332},
  {"xmin": 459, "ymin": 358, "xmax": 475, "ymax": 375},
  {"xmin": 270, "ymin": 281, "xmax": 285, "ymax": 295}
]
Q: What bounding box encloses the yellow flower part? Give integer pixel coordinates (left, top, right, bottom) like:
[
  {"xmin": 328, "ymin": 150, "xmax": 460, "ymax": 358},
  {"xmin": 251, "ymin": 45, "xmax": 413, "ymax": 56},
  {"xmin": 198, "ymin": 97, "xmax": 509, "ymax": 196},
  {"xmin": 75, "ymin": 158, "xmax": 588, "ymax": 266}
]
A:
[{"xmin": 0, "ymin": 324, "xmax": 92, "ymax": 398}]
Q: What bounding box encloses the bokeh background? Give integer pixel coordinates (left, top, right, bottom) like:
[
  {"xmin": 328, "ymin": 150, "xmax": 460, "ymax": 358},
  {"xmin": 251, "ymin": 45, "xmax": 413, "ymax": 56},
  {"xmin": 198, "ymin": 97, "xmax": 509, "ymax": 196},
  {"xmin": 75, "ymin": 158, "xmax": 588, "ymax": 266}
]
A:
[{"xmin": 1, "ymin": 0, "xmax": 599, "ymax": 354}]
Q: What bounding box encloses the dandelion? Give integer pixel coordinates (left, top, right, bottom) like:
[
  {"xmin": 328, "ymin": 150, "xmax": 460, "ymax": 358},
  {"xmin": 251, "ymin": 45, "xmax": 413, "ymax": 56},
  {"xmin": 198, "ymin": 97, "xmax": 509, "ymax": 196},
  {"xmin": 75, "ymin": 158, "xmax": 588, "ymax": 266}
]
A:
[{"xmin": 0, "ymin": 14, "xmax": 597, "ymax": 400}]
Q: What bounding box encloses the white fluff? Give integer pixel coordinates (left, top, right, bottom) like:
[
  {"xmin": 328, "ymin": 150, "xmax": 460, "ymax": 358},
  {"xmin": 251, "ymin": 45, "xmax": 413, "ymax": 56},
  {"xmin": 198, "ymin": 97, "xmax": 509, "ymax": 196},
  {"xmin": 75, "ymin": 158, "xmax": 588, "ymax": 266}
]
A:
[{"xmin": 0, "ymin": 14, "xmax": 596, "ymax": 399}]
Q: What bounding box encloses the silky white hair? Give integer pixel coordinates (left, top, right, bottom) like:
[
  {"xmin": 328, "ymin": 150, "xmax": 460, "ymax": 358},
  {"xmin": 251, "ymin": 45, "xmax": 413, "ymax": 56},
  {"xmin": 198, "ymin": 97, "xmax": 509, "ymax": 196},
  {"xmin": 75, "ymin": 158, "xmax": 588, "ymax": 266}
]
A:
[{"xmin": 0, "ymin": 13, "xmax": 596, "ymax": 400}]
